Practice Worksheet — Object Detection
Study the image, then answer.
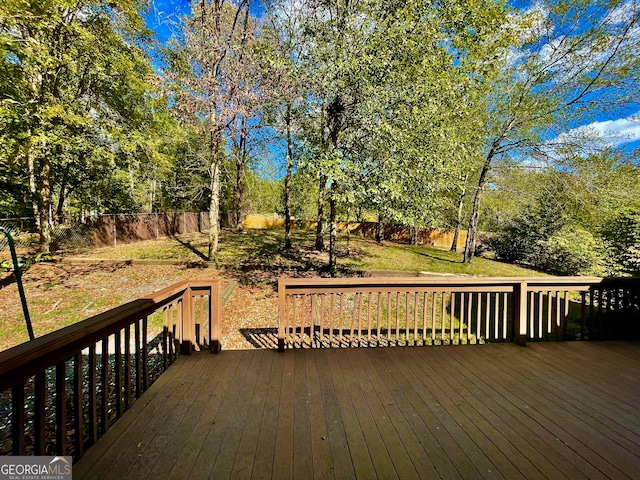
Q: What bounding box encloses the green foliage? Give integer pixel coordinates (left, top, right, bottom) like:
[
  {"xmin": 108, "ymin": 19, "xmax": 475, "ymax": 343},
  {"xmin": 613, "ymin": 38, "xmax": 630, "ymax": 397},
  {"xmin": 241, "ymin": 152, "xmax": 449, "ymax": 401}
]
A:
[{"xmin": 601, "ymin": 210, "xmax": 640, "ymax": 276}]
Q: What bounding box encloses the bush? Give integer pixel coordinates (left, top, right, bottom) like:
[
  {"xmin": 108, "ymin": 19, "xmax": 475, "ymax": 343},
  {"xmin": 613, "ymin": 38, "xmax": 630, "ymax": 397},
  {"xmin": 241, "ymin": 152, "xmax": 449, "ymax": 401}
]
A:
[
  {"xmin": 536, "ymin": 225, "xmax": 605, "ymax": 276},
  {"xmin": 601, "ymin": 210, "xmax": 640, "ymax": 276}
]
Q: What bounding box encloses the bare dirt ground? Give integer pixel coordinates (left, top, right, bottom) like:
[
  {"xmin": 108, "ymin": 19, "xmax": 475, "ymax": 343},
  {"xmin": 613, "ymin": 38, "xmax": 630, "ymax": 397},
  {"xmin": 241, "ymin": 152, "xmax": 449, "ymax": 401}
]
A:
[{"xmin": 0, "ymin": 262, "xmax": 287, "ymax": 352}]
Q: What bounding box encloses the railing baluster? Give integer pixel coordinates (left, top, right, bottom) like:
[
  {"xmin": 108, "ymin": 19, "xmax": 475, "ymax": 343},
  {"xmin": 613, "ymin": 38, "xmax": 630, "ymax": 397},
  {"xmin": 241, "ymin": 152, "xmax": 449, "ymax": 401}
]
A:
[
  {"xmin": 459, "ymin": 292, "xmax": 465, "ymax": 345},
  {"xmin": 12, "ymin": 382, "xmax": 26, "ymax": 455},
  {"xmin": 339, "ymin": 294, "xmax": 344, "ymax": 347},
  {"xmin": 503, "ymin": 292, "xmax": 509, "ymax": 340},
  {"xmin": 367, "ymin": 292, "xmax": 373, "ymax": 346},
  {"xmin": 330, "ymin": 293, "xmax": 335, "ymax": 347},
  {"xmin": 422, "ymin": 292, "xmax": 428, "ymax": 345},
  {"xmin": 115, "ymin": 330, "xmax": 123, "ymax": 417},
  {"xmin": 134, "ymin": 321, "xmax": 141, "ymax": 399},
  {"xmin": 88, "ymin": 345, "xmax": 97, "ymax": 445},
  {"xmin": 74, "ymin": 352, "xmax": 84, "ymax": 458},
  {"xmin": 441, "ymin": 292, "xmax": 446, "ymax": 344},
  {"xmin": 413, "ymin": 292, "xmax": 418, "ymax": 346},
  {"xmin": 485, "ymin": 292, "xmax": 490, "ymax": 341},
  {"xmin": 142, "ymin": 317, "xmax": 149, "ymax": 391},
  {"xmin": 468, "ymin": 292, "xmax": 473, "ymax": 344},
  {"xmin": 124, "ymin": 325, "xmax": 131, "ymax": 410},
  {"xmin": 101, "ymin": 337, "xmax": 109, "ymax": 434},
  {"xmin": 493, "ymin": 293, "xmax": 500, "ymax": 342},
  {"xmin": 563, "ymin": 291, "xmax": 569, "ymax": 339},
  {"xmin": 321, "ymin": 294, "xmax": 326, "ymax": 347},
  {"xmin": 56, "ymin": 361, "xmax": 67, "ymax": 456},
  {"xmin": 386, "ymin": 292, "xmax": 391, "ymax": 346},
  {"xmin": 450, "ymin": 292, "xmax": 455, "ymax": 344},
  {"xmin": 34, "ymin": 372, "xmax": 46, "ymax": 454},
  {"xmin": 431, "ymin": 292, "xmax": 437, "ymax": 344},
  {"xmin": 377, "ymin": 292, "xmax": 382, "ymax": 346}
]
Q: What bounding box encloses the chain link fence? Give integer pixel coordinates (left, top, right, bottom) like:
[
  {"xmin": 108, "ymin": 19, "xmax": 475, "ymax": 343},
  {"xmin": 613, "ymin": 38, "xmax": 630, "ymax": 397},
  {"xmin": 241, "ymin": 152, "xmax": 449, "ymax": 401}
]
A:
[{"xmin": 0, "ymin": 212, "xmax": 209, "ymax": 255}]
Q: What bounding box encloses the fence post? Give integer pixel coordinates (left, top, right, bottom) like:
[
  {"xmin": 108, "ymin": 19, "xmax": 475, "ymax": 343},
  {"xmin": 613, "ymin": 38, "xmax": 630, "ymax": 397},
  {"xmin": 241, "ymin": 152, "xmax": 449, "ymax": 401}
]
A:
[
  {"xmin": 514, "ymin": 281, "xmax": 528, "ymax": 346},
  {"xmin": 113, "ymin": 215, "xmax": 117, "ymax": 247}
]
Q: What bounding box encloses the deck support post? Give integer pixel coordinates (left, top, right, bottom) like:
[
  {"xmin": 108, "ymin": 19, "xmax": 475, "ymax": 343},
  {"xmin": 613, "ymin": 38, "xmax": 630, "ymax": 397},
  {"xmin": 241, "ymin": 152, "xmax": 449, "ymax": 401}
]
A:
[
  {"xmin": 180, "ymin": 287, "xmax": 194, "ymax": 355},
  {"xmin": 210, "ymin": 282, "xmax": 222, "ymax": 353},
  {"xmin": 514, "ymin": 281, "xmax": 528, "ymax": 346},
  {"xmin": 278, "ymin": 279, "xmax": 286, "ymax": 352}
]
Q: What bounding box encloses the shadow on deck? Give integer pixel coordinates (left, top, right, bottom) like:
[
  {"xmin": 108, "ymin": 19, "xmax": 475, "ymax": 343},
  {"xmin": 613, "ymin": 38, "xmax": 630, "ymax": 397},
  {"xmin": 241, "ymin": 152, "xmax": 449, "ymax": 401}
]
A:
[{"xmin": 75, "ymin": 342, "xmax": 640, "ymax": 479}]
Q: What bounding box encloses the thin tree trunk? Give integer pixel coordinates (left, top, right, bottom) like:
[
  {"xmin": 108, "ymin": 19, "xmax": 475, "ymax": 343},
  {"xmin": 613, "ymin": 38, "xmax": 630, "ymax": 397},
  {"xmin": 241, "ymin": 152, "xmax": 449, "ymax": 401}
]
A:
[
  {"xmin": 329, "ymin": 182, "xmax": 337, "ymax": 272},
  {"xmin": 315, "ymin": 175, "xmax": 326, "ymax": 251},
  {"xmin": 208, "ymin": 131, "xmax": 222, "ymax": 260},
  {"xmin": 284, "ymin": 104, "xmax": 293, "ymax": 249},
  {"xmin": 38, "ymin": 155, "xmax": 52, "ymax": 252},
  {"xmin": 464, "ymin": 158, "xmax": 492, "ymax": 263},
  {"xmin": 234, "ymin": 116, "xmax": 247, "ymax": 232},
  {"xmin": 376, "ymin": 208, "xmax": 384, "ymax": 243},
  {"xmin": 27, "ymin": 148, "xmax": 41, "ymax": 235},
  {"xmin": 451, "ymin": 177, "xmax": 467, "ymax": 252},
  {"xmin": 346, "ymin": 204, "xmax": 350, "ymax": 255}
]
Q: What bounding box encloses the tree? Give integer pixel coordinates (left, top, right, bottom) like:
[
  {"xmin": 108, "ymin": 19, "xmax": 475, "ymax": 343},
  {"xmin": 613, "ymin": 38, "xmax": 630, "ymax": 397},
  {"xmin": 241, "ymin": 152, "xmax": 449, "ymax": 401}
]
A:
[
  {"xmin": 0, "ymin": 0, "xmax": 156, "ymax": 251},
  {"xmin": 464, "ymin": 0, "xmax": 640, "ymax": 263},
  {"xmin": 164, "ymin": 0, "xmax": 261, "ymax": 259}
]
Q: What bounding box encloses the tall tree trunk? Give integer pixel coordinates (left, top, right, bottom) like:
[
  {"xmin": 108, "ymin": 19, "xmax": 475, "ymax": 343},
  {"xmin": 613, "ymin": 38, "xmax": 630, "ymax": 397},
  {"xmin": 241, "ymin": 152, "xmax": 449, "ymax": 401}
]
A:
[
  {"xmin": 315, "ymin": 175, "xmax": 326, "ymax": 251},
  {"xmin": 284, "ymin": 104, "xmax": 294, "ymax": 249},
  {"xmin": 38, "ymin": 155, "xmax": 52, "ymax": 252},
  {"xmin": 27, "ymin": 148, "xmax": 41, "ymax": 235},
  {"xmin": 208, "ymin": 131, "xmax": 222, "ymax": 260},
  {"xmin": 328, "ymin": 182, "xmax": 338, "ymax": 273},
  {"xmin": 346, "ymin": 204, "xmax": 350, "ymax": 255},
  {"xmin": 233, "ymin": 116, "xmax": 247, "ymax": 232},
  {"xmin": 464, "ymin": 158, "xmax": 493, "ymax": 263},
  {"xmin": 376, "ymin": 208, "xmax": 384, "ymax": 243},
  {"xmin": 55, "ymin": 166, "xmax": 69, "ymax": 222},
  {"xmin": 451, "ymin": 176, "xmax": 467, "ymax": 252}
]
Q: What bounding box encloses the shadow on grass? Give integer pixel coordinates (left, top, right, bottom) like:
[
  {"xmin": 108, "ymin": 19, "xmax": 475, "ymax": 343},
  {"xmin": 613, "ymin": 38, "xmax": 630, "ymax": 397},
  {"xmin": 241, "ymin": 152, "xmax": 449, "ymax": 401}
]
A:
[
  {"xmin": 217, "ymin": 229, "xmax": 369, "ymax": 288},
  {"xmin": 171, "ymin": 235, "xmax": 209, "ymax": 262}
]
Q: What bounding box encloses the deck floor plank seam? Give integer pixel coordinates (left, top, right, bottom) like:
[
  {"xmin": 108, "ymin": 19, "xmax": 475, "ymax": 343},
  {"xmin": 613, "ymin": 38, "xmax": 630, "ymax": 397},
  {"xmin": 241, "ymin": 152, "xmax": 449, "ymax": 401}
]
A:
[
  {"xmin": 209, "ymin": 350, "xmax": 265, "ymax": 479},
  {"xmin": 230, "ymin": 350, "xmax": 274, "ymax": 480},
  {"xmin": 470, "ymin": 345, "xmax": 637, "ymax": 479},
  {"xmin": 76, "ymin": 353, "xmax": 209, "ymax": 480},
  {"xmin": 147, "ymin": 352, "xmax": 234, "ymax": 480},
  {"xmin": 366, "ymin": 348, "xmax": 464, "ymax": 480},
  {"xmin": 355, "ymin": 348, "xmax": 441, "ymax": 479},
  {"xmin": 393, "ymin": 347, "xmax": 508, "ymax": 480},
  {"xmin": 73, "ymin": 342, "xmax": 640, "ymax": 480},
  {"xmin": 304, "ymin": 349, "xmax": 337, "ymax": 480},
  {"xmin": 333, "ymin": 348, "xmax": 399, "ymax": 480},
  {"xmin": 345, "ymin": 348, "xmax": 420, "ymax": 480},
  {"xmin": 444, "ymin": 345, "xmax": 608, "ymax": 480},
  {"xmin": 313, "ymin": 349, "xmax": 356, "ymax": 480},
  {"xmin": 490, "ymin": 344, "xmax": 640, "ymax": 444},
  {"xmin": 250, "ymin": 350, "xmax": 284, "ymax": 480},
  {"xmin": 421, "ymin": 346, "xmax": 555, "ymax": 480},
  {"xmin": 167, "ymin": 351, "xmax": 247, "ymax": 479},
  {"xmin": 432, "ymin": 346, "xmax": 571, "ymax": 480}
]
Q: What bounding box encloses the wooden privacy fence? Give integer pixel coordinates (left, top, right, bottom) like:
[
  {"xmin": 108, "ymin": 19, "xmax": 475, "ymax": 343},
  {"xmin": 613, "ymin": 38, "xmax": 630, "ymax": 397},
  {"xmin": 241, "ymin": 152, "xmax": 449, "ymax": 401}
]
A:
[
  {"xmin": 0, "ymin": 279, "xmax": 222, "ymax": 462},
  {"xmin": 277, "ymin": 276, "xmax": 640, "ymax": 351}
]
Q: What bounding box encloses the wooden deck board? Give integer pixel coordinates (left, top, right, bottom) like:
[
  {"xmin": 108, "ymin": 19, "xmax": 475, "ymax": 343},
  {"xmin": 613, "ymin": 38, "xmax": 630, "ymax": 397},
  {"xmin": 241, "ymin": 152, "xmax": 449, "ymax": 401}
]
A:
[{"xmin": 75, "ymin": 342, "xmax": 640, "ymax": 480}]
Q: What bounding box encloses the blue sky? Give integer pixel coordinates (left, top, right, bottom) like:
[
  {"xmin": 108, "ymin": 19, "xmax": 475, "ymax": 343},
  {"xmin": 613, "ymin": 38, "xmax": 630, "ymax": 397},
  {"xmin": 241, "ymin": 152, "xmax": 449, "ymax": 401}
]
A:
[{"xmin": 145, "ymin": 1, "xmax": 640, "ymax": 156}]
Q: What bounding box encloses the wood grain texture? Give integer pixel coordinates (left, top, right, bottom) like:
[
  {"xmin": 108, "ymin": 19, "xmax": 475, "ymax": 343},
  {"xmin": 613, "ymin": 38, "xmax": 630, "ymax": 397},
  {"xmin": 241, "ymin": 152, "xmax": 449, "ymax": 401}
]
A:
[{"xmin": 75, "ymin": 342, "xmax": 640, "ymax": 480}]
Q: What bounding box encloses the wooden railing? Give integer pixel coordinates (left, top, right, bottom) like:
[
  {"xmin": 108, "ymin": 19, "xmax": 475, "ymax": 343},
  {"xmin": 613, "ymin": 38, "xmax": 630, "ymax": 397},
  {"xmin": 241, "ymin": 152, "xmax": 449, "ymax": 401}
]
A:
[
  {"xmin": 0, "ymin": 279, "xmax": 222, "ymax": 461},
  {"xmin": 277, "ymin": 276, "xmax": 640, "ymax": 351}
]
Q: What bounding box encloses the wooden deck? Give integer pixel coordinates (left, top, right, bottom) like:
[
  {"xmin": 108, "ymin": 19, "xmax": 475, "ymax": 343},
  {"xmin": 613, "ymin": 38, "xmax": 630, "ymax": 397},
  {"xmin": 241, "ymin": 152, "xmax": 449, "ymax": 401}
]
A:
[{"xmin": 75, "ymin": 342, "xmax": 640, "ymax": 479}]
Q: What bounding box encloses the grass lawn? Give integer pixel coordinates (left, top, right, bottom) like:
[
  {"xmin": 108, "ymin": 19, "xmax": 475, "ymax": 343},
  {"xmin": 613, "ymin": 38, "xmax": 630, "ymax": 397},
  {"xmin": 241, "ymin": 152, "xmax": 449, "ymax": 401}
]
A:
[
  {"xmin": 68, "ymin": 227, "xmax": 545, "ymax": 277},
  {"xmin": 1, "ymin": 227, "xmax": 550, "ymax": 352}
]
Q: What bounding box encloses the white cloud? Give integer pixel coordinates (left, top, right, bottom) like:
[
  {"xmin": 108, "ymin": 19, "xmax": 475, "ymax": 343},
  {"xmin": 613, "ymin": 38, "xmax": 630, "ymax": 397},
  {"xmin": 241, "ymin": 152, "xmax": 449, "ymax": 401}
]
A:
[{"xmin": 563, "ymin": 112, "xmax": 640, "ymax": 147}]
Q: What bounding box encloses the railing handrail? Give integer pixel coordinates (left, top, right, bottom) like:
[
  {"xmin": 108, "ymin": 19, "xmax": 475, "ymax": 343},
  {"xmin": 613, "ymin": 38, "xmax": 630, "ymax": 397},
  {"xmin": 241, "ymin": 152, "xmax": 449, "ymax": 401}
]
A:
[{"xmin": 0, "ymin": 279, "xmax": 222, "ymax": 392}]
